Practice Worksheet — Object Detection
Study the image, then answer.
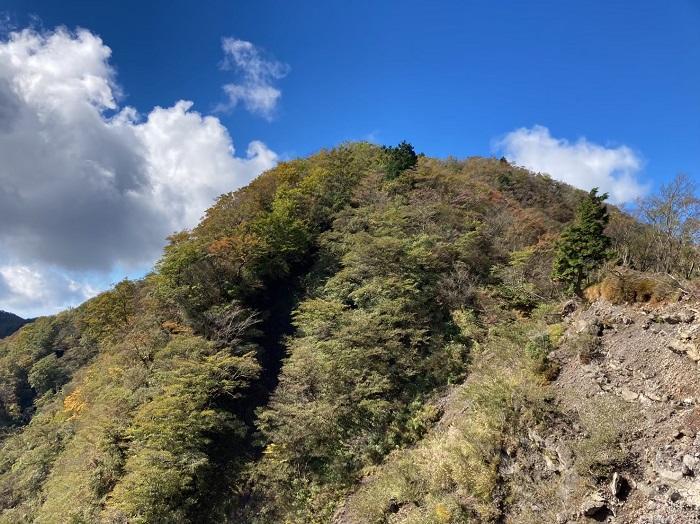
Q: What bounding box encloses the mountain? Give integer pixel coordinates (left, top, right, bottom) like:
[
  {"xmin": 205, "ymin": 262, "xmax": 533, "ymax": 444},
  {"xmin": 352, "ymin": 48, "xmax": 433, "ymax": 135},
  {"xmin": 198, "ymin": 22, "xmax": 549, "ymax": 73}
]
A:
[
  {"xmin": 0, "ymin": 142, "xmax": 694, "ymax": 523},
  {"xmin": 0, "ymin": 311, "xmax": 30, "ymax": 339}
]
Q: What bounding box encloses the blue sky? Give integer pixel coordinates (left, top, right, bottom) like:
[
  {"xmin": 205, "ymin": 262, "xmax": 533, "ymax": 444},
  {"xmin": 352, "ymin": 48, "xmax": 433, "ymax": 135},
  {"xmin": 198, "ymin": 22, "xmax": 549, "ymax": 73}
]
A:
[
  {"xmin": 6, "ymin": 0, "xmax": 699, "ymax": 177},
  {"xmin": 0, "ymin": 0, "xmax": 698, "ymax": 316}
]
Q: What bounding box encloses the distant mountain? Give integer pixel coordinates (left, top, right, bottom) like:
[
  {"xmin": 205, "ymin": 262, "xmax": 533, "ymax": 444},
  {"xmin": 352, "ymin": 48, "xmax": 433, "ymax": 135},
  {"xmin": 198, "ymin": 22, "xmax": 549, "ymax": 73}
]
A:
[{"xmin": 0, "ymin": 310, "xmax": 30, "ymax": 338}]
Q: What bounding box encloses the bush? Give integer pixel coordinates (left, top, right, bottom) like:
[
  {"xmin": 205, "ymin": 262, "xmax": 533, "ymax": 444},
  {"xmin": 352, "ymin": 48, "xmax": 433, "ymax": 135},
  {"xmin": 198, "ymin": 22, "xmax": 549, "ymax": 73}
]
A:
[
  {"xmin": 344, "ymin": 319, "xmax": 550, "ymax": 523},
  {"xmin": 574, "ymin": 397, "xmax": 633, "ymax": 479}
]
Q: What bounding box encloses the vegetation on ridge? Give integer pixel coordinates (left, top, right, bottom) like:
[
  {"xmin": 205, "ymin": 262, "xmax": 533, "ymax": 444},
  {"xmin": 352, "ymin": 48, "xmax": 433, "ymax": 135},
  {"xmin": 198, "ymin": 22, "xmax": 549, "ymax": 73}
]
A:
[{"xmin": 0, "ymin": 142, "xmax": 696, "ymax": 523}]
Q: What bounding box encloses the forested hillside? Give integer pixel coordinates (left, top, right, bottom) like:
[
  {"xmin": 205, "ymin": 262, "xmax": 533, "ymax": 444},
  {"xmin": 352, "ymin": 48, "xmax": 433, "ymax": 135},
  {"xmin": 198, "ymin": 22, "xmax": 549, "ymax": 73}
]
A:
[
  {"xmin": 0, "ymin": 312, "xmax": 30, "ymax": 339},
  {"xmin": 0, "ymin": 142, "xmax": 696, "ymax": 523}
]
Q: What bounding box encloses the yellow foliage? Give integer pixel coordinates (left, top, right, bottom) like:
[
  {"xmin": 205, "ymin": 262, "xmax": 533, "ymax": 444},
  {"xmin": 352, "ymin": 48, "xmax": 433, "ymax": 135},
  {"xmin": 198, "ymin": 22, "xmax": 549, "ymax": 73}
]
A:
[
  {"xmin": 434, "ymin": 502, "xmax": 451, "ymax": 522},
  {"xmin": 547, "ymin": 323, "xmax": 566, "ymax": 346},
  {"xmin": 63, "ymin": 388, "xmax": 86, "ymax": 419}
]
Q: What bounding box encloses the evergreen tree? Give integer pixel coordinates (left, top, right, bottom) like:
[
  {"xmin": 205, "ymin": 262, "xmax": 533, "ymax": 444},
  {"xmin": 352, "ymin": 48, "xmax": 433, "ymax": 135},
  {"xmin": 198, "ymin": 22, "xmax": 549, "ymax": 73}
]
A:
[
  {"xmin": 382, "ymin": 141, "xmax": 417, "ymax": 178},
  {"xmin": 552, "ymin": 188, "xmax": 611, "ymax": 295}
]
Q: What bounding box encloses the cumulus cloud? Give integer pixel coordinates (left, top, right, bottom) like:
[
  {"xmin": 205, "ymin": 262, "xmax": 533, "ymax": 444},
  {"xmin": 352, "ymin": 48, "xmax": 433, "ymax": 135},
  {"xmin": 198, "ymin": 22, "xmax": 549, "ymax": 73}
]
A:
[
  {"xmin": 0, "ymin": 27, "xmax": 278, "ymax": 317},
  {"xmin": 495, "ymin": 125, "xmax": 648, "ymax": 203},
  {"xmin": 219, "ymin": 37, "xmax": 289, "ymax": 119}
]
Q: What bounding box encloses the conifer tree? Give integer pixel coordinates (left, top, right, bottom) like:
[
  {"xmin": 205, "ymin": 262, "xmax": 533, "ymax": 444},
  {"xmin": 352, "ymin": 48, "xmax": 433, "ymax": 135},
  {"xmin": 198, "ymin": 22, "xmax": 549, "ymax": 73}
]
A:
[
  {"xmin": 382, "ymin": 141, "xmax": 417, "ymax": 178},
  {"xmin": 552, "ymin": 188, "xmax": 611, "ymax": 295}
]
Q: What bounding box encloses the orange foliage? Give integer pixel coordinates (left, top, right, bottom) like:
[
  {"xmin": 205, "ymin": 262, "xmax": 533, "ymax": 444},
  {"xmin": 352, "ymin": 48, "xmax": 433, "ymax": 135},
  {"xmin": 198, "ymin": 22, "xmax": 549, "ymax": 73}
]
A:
[{"xmin": 63, "ymin": 387, "xmax": 86, "ymax": 419}]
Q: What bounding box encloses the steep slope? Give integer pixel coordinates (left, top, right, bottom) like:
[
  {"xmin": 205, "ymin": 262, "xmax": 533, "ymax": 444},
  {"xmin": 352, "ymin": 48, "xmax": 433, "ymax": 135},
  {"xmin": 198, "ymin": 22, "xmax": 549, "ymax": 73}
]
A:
[
  {"xmin": 545, "ymin": 293, "xmax": 700, "ymax": 523},
  {"xmin": 336, "ymin": 276, "xmax": 700, "ymax": 524},
  {"xmin": 0, "ymin": 142, "xmax": 622, "ymax": 522},
  {"xmin": 0, "ymin": 311, "xmax": 30, "ymax": 339}
]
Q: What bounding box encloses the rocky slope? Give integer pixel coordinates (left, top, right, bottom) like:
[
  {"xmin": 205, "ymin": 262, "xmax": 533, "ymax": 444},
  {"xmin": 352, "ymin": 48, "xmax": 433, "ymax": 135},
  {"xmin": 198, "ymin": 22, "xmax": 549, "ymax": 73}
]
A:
[{"xmin": 545, "ymin": 296, "xmax": 700, "ymax": 523}]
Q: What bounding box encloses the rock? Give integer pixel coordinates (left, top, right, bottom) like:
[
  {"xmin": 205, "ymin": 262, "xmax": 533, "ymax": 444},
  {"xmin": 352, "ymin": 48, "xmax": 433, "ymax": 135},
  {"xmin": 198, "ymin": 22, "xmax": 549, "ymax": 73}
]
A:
[
  {"xmin": 656, "ymin": 465, "xmax": 684, "ymax": 482},
  {"xmin": 646, "ymin": 391, "xmax": 663, "ymax": 402},
  {"xmin": 682, "ymin": 454, "xmax": 699, "ymax": 473},
  {"xmin": 610, "ymin": 472, "xmax": 632, "ymax": 500},
  {"xmin": 678, "ymin": 427, "xmax": 696, "ymax": 438},
  {"xmin": 556, "ymin": 444, "xmax": 574, "ymax": 469},
  {"xmin": 580, "ymin": 491, "xmax": 611, "ymax": 519},
  {"xmin": 667, "ymin": 338, "xmax": 700, "ymax": 362},
  {"xmin": 543, "ymin": 450, "xmax": 559, "ymax": 472},
  {"xmin": 556, "ymin": 513, "xmax": 568, "ymax": 524},
  {"xmin": 561, "ymin": 299, "xmax": 577, "ymax": 317},
  {"xmin": 621, "ymin": 388, "xmax": 639, "ymax": 402},
  {"xmin": 659, "ymin": 310, "xmax": 695, "ymax": 324},
  {"xmin": 574, "ymin": 317, "xmax": 603, "ymax": 336},
  {"xmin": 670, "ymin": 491, "xmax": 682, "ymax": 502}
]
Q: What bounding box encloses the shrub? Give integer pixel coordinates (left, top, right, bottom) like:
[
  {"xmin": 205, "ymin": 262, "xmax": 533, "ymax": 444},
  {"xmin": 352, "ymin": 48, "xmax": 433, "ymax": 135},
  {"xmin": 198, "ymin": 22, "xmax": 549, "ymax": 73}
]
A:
[{"xmin": 574, "ymin": 396, "xmax": 633, "ymax": 479}]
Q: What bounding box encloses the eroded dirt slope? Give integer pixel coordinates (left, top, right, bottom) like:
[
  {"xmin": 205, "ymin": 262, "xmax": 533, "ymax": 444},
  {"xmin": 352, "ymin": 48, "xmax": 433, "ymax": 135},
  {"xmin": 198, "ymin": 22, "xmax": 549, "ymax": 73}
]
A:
[{"xmin": 521, "ymin": 297, "xmax": 700, "ymax": 523}]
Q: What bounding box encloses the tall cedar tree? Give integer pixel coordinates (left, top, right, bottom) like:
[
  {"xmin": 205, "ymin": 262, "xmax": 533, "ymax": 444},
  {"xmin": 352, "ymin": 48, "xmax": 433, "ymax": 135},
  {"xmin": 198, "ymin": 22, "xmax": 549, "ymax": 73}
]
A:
[{"xmin": 552, "ymin": 188, "xmax": 611, "ymax": 295}]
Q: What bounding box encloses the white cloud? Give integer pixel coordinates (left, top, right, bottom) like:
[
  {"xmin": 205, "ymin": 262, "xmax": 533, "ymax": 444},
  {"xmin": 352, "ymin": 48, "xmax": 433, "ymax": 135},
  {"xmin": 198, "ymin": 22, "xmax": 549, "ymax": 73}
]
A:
[
  {"xmin": 0, "ymin": 27, "xmax": 278, "ymax": 317},
  {"xmin": 495, "ymin": 125, "xmax": 648, "ymax": 203},
  {"xmin": 219, "ymin": 37, "xmax": 289, "ymax": 119},
  {"xmin": 0, "ymin": 264, "xmax": 98, "ymax": 317}
]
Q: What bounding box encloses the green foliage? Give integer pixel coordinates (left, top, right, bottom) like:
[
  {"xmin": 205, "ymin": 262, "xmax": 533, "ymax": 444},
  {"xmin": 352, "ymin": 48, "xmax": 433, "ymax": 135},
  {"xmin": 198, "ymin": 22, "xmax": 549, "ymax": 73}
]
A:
[
  {"xmin": 382, "ymin": 141, "xmax": 418, "ymax": 179},
  {"xmin": 27, "ymin": 354, "xmax": 68, "ymax": 396},
  {"xmin": 81, "ymin": 279, "xmax": 138, "ymax": 343},
  {"xmin": 491, "ymin": 247, "xmax": 541, "ymax": 310},
  {"xmin": 104, "ymin": 336, "xmax": 260, "ymax": 523},
  {"xmin": 0, "ymin": 146, "xmax": 594, "ymax": 523},
  {"xmin": 343, "ymin": 318, "xmax": 551, "ymax": 523},
  {"xmin": 552, "ymin": 188, "xmax": 612, "ymax": 295}
]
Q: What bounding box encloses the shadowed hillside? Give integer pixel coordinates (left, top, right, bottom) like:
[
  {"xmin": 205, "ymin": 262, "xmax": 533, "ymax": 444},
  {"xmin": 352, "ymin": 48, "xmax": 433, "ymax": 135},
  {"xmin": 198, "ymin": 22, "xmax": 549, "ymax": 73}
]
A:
[{"xmin": 0, "ymin": 311, "xmax": 30, "ymax": 339}]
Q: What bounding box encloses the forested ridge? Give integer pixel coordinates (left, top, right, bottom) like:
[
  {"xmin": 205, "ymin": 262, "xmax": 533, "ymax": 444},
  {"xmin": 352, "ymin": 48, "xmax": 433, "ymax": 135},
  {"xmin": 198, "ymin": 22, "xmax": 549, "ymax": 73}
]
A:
[{"xmin": 0, "ymin": 142, "xmax": 697, "ymax": 523}]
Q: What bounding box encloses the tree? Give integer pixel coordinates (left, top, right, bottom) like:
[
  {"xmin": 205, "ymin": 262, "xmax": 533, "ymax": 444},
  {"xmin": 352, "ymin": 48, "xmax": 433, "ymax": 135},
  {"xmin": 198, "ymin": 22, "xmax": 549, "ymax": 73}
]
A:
[
  {"xmin": 382, "ymin": 141, "xmax": 417, "ymax": 179},
  {"xmin": 552, "ymin": 188, "xmax": 611, "ymax": 295},
  {"xmin": 636, "ymin": 173, "xmax": 700, "ymax": 277},
  {"xmin": 28, "ymin": 354, "xmax": 68, "ymax": 395}
]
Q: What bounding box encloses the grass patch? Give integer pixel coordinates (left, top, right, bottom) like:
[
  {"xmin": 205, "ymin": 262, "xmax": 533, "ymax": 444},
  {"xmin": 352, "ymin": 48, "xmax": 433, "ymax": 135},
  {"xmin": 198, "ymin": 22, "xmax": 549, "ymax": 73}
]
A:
[{"xmin": 584, "ymin": 270, "xmax": 681, "ymax": 304}]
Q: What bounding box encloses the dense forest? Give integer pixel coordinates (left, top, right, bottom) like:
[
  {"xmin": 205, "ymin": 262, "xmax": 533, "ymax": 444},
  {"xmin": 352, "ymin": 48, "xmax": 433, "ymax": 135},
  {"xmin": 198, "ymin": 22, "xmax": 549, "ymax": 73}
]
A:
[{"xmin": 0, "ymin": 142, "xmax": 697, "ymax": 523}]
